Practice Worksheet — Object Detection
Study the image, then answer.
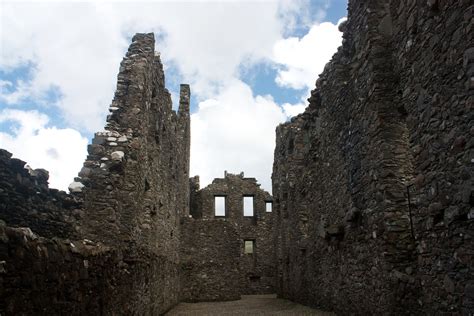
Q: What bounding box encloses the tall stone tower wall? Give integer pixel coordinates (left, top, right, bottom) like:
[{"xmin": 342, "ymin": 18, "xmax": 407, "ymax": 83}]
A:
[
  {"xmin": 77, "ymin": 33, "xmax": 190, "ymax": 251},
  {"xmin": 272, "ymin": 0, "xmax": 473, "ymax": 314},
  {"xmin": 0, "ymin": 33, "xmax": 191, "ymax": 315}
]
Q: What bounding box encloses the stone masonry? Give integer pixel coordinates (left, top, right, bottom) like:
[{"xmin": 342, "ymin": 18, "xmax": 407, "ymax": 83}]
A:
[
  {"xmin": 273, "ymin": 0, "xmax": 473, "ymax": 314},
  {"xmin": 0, "ymin": 0, "xmax": 472, "ymax": 314},
  {"xmin": 186, "ymin": 172, "xmax": 275, "ymax": 296},
  {"xmin": 1, "ymin": 33, "xmax": 191, "ymax": 315},
  {"xmin": 179, "ymin": 218, "xmax": 241, "ymax": 302},
  {"xmin": 0, "ymin": 149, "xmax": 79, "ymax": 239},
  {"xmin": 0, "ymin": 33, "xmax": 276, "ymax": 315}
]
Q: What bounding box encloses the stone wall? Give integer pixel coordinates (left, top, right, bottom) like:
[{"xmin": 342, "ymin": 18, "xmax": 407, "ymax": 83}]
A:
[
  {"xmin": 76, "ymin": 33, "xmax": 190, "ymax": 251},
  {"xmin": 0, "ymin": 33, "xmax": 191, "ymax": 315},
  {"xmin": 189, "ymin": 175, "xmax": 201, "ymax": 219},
  {"xmin": 74, "ymin": 32, "xmax": 190, "ymax": 312},
  {"xmin": 391, "ymin": 1, "xmax": 473, "ymax": 313},
  {"xmin": 190, "ymin": 172, "xmax": 275, "ymax": 295},
  {"xmin": 0, "ymin": 224, "xmax": 178, "ymax": 315},
  {"xmin": 272, "ymin": 0, "xmax": 473, "ymax": 314},
  {"xmin": 179, "ymin": 218, "xmax": 241, "ymax": 302},
  {"xmin": 0, "ymin": 149, "xmax": 80, "ymax": 239}
]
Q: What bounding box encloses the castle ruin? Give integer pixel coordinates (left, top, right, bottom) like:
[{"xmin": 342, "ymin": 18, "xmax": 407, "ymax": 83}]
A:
[
  {"xmin": 1, "ymin": 0, "xmax": 473, "ymax": 314},
  {"xmin": 186, "ymin": 172, "xmax": 275, "ymax": 296}
]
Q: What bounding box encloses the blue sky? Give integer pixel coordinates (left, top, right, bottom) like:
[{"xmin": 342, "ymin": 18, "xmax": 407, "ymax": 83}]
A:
[{"xmin": 0, "ymin": 0, "xmax": 347, "ymax": 191}]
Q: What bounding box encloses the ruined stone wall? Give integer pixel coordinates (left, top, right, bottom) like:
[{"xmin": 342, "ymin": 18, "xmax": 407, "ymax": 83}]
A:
[
  {"xmin": 0, "ymin": 149, "xmax": 81, "ymax": 239},
  {"xmin": 273, "ymin": 0, "xmax": 473, "ymax": 314},
  {"xmin": 0, "ymin": 224, "xmax": 179, "ymax": 315},
  {"xmin": 76, "ymin": 33, "xmax": 190, "ymax": 251},
  {"xmin": 74, "ymin": 33, "xmax": 190, "ymax": 312},
  {"xmin": 179, "ymin": 218, "xmax": 241, "ymax": 302},
  {"xmin": 0, "ymin": 33, "xmax": 191, "ymax": 315},
  {"xmin": 190, "ymin": 172, "xmax": 275, "ymax": 295},
  {"xmin": 189, "ymin": 175, "xmax": 201, "ymax": 219}
]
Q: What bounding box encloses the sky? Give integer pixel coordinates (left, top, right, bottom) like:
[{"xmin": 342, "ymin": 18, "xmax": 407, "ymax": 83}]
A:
[{"xmin": 0, "ymin": 0, "xmax": 347, "ymax": 192}]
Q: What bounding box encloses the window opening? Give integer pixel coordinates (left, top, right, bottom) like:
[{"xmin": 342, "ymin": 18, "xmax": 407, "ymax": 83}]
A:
[
  {"xmin": 265, "ymin": 201, "xmax": 272, "ymax": 213},
  {"xmin": 214, "ymin": 196, "xmax": 226, "ymax": 216},
  {"xmin": 243, "ymin": 196, "xmax": 254, "ymax": 217},
  {"xmin": 244, "ymin": 240, "xmax": 254, "ymax": 254}
]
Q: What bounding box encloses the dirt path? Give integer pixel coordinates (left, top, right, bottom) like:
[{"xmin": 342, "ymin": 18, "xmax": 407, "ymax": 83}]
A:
[{"xmin": 165, "ymin": 294, "xmax": 334, "ymax": 316}]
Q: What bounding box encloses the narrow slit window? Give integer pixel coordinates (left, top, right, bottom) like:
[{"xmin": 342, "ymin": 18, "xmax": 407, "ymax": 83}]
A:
[
  {"xmin": 215, "ymin": 196, "xmax": 226, "ymax": 217},
  {"xmin": 244, "ymin": 240, "xmax": 254, "ymax": 254},
  {"xmin": 265, "ymin": 201, "xmax": 272, "ymax": 213},
  {"xmin": 243, "ymin": 196, "xmax": 254, "ymax": 217}
]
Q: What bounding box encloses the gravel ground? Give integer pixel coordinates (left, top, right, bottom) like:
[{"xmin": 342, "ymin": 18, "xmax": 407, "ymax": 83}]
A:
[{"xmin": 165, "ymin": 294, "xmax": 334, "ymax": 316}]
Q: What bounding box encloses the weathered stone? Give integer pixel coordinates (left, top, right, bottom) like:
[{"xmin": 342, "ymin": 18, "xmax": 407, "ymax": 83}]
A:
[
  {"xmin": 272, "ymin": 1, "xmax": 472, "ymax": 314},
  {"xmin": 444, "ymin": 206, "xmax": 460, "ymax": 225},
  {"xmin": 186, "ymin": 172, "xmax": 275, "ymax": 296},
  {"xmin": 452, "ymin": 136, "xmax": 466, "ymax": 151},
  {"xmin": 378, "ymin": 15, "xmax": 392, "ymax": 37},
  {"xmin": 466, "ymin": 281, "xmax": 474, "ymax": 299},
  {"xmin": 429, "ymin": 202, "xmax": 444, "ymax": 214},
  {"xmin": 78, "ymin": 167, "xmax": 92, "ymax": 178},
  {"xmin": 0, "ymin": 150, "xmax": 81, "ymax": 238},
  {"xmin": 110, "ymin": 151, "xmax": 124, "ymax": 161},
  {"xmin": 117, "ymin": 136, "xmax": 128, "ymax": 142},
  {"xmin": 28, "ymin": 168, "xmax": 49, "ymax": 181},
  {"xmin": 427, "ymin": 0, "xmax": 438, "ymax": 10},
  {"xmin": 468, "ymin": 209, "xmax": 474, "ymax": 220},
  {"xmin": 88, "ymin": 144, "xmax": 105, "ymax": 156},
  {"xmin": 0, "ymin": 1, "xmax": 471, "ymax": 314},
  {"xmin": 68, "ymin": 181, "xmax": 85, "ymax": 193},
  {"xmin": 180, "ymin": 219, "xmax": 241, "ymax": 302},
  {"xmin": 338, "ymin": 19, "xmax": 348, "ymax": 33},
  {"xmin": 444, "ymin": 275, "xmax": 455, "ymax": 293},
  {"xmin": 0, "ymin": 33, "xmax": 191, "ymax": 315},
  {"xmin": 414, "ymin": 174, "xmax": 425, "ymax": 188}
]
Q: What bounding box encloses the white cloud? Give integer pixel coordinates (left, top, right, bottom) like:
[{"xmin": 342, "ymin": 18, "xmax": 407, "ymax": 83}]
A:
[
  {"xmin": 0, "ymin": 0, "xmax": 343, "ymax": 193},
  {"xmin": 1, "ymin": 1, "xmax": 315, "ymax": 131},
  {"xmin": 191, "ymin": 80, "xmax": 287, "ymax": 192},
  {"xmin": 277, "ymin": 0, "xmax": 329, "ymax": 36},
  {"xmin": 273, "ymin": 18, "xmax": 345, "ymax": 90},
  {"xmin": 0, "ymin": 109, "xmax": 88, "ymax": 190},
  {"xmin": 0, "ymin": 79, "xmax": 33, "ymax": 105},
  {"xmin": 1, "ymin": 2, "xmax": 127, "ymax": 131},
  {"xmin": 282, "ymin": 102, "xmax": 307, "ymax": 117}
]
